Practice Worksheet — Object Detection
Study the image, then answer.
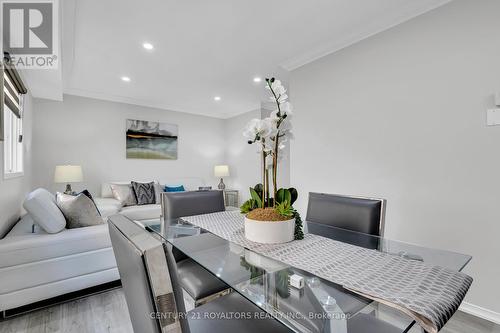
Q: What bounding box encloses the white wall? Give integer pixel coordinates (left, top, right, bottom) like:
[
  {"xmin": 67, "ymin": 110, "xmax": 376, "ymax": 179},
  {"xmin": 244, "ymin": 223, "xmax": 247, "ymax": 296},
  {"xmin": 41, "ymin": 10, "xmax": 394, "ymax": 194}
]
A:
[
  {"xmin": 224, "ymin": 109, "xmax": 261, "ymax": 203},
  {"xmin": 0, "ymin": 93, "xmax": 34, "ymax": 237},
  {"xmin": 32, "ymin": 95, "xmax": 226, "ymax": 196},
  {"xmin": 290, "ymin": 0, "xmax": 500, "ymax": 314}
]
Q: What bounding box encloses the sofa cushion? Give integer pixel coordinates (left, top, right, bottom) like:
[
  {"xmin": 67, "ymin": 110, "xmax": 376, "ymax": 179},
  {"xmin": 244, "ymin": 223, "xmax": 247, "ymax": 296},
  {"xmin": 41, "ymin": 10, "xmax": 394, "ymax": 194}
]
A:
[
  {"xmin": 0, "ymin": 216, "xmax": 111, "ymax": 268},
  {"xmin": 6, "ymin": 214, "xmax": 44, "ymax": 236},
  {"xmin": 119, "ymin": 204, "xmax": 161, "ymax": 221},
  {"xmin": 56, "ymin": 192, "xmax": 103, "ymax": 229},
  {"xmin": 94, "ymin": 198, "xmax": 122, "ymax": 218},
  {"xmin": 22, "ymin": 188, "xmax": 66, "ymax": 234}
]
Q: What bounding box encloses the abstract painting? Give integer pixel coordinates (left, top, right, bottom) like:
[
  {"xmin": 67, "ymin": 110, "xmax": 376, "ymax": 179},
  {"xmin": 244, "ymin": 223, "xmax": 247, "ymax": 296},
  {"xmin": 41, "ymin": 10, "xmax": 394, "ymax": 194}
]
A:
[{"xmin": 126, "ymin": 119, "xmax": 178, "ymax": 159}]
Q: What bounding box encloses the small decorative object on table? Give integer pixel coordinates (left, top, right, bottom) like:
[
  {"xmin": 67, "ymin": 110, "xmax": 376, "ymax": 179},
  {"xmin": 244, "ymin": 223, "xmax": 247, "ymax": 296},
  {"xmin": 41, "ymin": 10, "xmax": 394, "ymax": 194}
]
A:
[
  {"xmin": 54, "ymin": 165, "xmax": 83, "ymax": 195},
  {"xmin": 241, "ymin": 78, "xmax": 304, "ymax": 244},
  {"xmin": 214, "ymin": 165, "xmax": 229, "ymax": 190}
]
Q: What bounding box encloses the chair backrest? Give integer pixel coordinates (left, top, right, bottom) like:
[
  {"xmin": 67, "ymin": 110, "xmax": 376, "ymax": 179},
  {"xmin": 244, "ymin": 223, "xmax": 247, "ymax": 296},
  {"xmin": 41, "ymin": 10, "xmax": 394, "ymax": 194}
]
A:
[
  {"xmin": 306, "ymin": 192, "xmax": 386, "ymax": 236},
  {"xmin": 108, "ymin": 215, "xmax": 180, "ymax": 333},
  {"xmin": 162, "ymin": 190, "xmax": 225, "ymax": 262},
  {"xmin": 162, "ymin": 190, "xmax": 225, "ymax": 220}
]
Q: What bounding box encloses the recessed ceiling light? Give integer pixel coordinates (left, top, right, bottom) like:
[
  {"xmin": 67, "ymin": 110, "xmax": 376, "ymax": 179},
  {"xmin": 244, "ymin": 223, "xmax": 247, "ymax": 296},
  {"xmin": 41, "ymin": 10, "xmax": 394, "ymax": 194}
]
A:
[
  {"xmin": 121, "ymin": 76, "xmax": 131, "ymax": 82},
  {"xmin": 253, "ymin": 77, "xmax": 262, "ymax": 83},
  {"xmin": 214, "ymin": 96, "xmax": 221, "ymax": 101},
  {"xmin": 143, "ymin": 42, "xmax": 154, "ymax": 50}
]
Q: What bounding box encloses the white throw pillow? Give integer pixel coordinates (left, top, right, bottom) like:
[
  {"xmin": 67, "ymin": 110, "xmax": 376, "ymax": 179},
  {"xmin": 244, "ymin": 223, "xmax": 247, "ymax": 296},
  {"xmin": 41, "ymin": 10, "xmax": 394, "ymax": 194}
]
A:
[
  {"xmin": 23, "ymin": 188, "xmax": 66, "ymax": 234},
  {"xmin": 110, "ymin": 184, "xmax": 137, "ymax": 206}
]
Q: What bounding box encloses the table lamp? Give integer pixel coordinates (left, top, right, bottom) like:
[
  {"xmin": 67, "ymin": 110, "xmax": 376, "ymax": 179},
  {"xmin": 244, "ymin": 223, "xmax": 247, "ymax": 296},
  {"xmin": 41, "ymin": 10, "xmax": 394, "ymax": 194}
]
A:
[
  {"xmin": 214, "ymin": 165, "xmax": 229, "ymax": 190},
  {"xmin": 54, "ymin": 165, "xmax": 83, "ymax": 195}
]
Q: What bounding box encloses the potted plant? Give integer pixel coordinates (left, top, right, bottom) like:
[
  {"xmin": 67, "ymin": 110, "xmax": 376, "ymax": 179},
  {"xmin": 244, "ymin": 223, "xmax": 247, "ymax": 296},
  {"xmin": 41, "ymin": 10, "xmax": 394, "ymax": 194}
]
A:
[{"xmin": 241, "ymin": 78, "xmax": 304, "ymax": 244}]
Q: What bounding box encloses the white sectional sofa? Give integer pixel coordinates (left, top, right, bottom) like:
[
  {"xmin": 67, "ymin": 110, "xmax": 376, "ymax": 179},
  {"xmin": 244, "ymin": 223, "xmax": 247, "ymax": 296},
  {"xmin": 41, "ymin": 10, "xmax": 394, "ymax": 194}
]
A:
[
  {"xmin": 0, "ymin": 177, "xmax": 206, "ymax": 313},
  {"xmin": 95, "ymin": 178, "xmax": 206, "ymax": 220},
  {"xmin": 0, "ymin": 210, "xmax": 119, "ymax": 312}
]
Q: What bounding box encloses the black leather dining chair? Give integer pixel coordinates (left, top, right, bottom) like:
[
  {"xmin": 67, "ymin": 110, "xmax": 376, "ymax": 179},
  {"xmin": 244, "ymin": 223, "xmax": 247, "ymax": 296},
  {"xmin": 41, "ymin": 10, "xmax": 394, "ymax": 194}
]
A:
[
  {"xmin": 108, "ymin": 214, "xmax": 292, "ymax": 333},
  {"xmin": 305, "ymin": 193, "xmax": 403, "ymax": 333},
  {"xmin": 162, "ymin": 190, "xmax": 229, "ymax": 306},
  {"xmin": 306, "ymin": 192, "xmax": 386, "ymax": 249}
]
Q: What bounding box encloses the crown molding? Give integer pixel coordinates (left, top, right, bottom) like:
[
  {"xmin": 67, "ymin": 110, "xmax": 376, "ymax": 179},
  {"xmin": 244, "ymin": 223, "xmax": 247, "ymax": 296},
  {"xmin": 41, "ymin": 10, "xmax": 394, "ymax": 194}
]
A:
[
  {"xmin": 280, "ymin": 0, "xmax": 452, "ymax": 71},
  {"xmin": 63, "ymin": 87, "xmax": 256, "ymax": 120}
]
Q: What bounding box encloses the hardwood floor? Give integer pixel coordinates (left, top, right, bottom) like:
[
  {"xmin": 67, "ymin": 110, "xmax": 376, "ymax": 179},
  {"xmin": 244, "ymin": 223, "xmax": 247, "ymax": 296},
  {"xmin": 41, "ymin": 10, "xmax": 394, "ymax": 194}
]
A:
[
  {"xmin": 0, "ymin": 289, "xmax": 132, "ymax": 333},
  {"xmin": 1, "ymin": 288, "xmax": 499, "ymax": 333}
]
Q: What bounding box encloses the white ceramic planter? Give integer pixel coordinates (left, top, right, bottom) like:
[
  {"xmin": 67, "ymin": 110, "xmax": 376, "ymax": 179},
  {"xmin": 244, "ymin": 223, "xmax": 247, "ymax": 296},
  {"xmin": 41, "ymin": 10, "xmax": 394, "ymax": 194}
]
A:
[{"xmin": 244, "ymin": 216, "xmax": 295, "ymax": 244}]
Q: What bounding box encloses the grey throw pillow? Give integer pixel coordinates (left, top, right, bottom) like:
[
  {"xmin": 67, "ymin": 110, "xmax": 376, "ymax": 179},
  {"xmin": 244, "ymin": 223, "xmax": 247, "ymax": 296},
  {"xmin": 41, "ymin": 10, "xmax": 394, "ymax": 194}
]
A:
[
  {"xmin": 56, "ymin": 192, "xmax": 104, "ymax": 229},
  {"xmin": 131, "ymin": 181, "xmax": 156, "ymax": 205},
  {"xmin": 110, "ymin": 184, "xmax": 137, "ymax": 206}
]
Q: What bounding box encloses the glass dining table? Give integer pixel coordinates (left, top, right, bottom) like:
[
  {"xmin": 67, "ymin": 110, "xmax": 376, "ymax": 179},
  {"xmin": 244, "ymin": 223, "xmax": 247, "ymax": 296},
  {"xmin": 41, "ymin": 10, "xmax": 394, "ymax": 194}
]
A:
[{"xmin": 138, "ymin": 216, "xmax": 471, "ymax": 333}]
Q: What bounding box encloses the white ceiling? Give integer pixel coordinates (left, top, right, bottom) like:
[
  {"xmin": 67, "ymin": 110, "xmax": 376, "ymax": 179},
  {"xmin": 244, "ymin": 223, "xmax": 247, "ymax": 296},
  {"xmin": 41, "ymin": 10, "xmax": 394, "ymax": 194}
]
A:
[{"xmin": 30, "ymin": 0, "xmax": 452, "ymax": 118}]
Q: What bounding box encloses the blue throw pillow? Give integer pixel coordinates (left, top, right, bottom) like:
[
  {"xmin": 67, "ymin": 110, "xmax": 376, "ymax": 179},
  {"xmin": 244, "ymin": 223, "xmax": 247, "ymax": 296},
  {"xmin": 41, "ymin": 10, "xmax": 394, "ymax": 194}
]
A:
[{"xmin": 164, "ymin": 185, "xmax": 185, "ymax": 192}]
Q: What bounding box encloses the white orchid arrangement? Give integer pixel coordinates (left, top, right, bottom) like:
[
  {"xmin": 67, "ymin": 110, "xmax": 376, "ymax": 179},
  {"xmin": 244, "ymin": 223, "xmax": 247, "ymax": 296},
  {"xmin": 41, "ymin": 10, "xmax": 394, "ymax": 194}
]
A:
[
  {"xmin": 241, "ymin": 78, "xmax": 303, "ymax": 240},
  {"xmin": 243, "ymin": 78, "xmax": 293, "ymax": 204}
]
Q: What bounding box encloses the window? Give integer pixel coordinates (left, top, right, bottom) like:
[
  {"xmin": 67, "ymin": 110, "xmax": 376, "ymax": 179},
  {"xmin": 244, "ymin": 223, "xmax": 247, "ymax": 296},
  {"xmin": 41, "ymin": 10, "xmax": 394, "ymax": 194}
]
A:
[
  {"xmin": 2, "ymin": 53, "xmax": 27, "ymax": 179},
  {"xmin": 3, "ymin": 102, "xmax": 23, "ymax": 178}
]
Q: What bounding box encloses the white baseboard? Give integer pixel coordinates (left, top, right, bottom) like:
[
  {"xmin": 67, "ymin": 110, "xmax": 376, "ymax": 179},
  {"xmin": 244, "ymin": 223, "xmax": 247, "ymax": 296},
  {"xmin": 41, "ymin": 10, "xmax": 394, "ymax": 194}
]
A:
[{"xmin": 460, "ymin": 302, "xmax": 500, "ymax": 325}]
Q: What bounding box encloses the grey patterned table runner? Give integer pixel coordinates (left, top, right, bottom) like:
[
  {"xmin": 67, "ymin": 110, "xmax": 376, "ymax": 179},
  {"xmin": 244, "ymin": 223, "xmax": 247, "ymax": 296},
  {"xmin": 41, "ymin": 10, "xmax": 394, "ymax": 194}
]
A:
[{"xmin": 182, "ymin": 211, "xmax": 472, "ymax": 333}]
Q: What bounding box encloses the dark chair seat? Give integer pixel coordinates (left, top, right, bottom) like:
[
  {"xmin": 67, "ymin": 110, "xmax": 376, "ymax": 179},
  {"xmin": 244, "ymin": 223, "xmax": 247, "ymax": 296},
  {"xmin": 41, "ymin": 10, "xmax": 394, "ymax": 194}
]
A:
[
  {"xmin": 347, "ymin": 313, "xmax": 402, "ymax": 333},
  {"xmin": 177, "ymin": 258, "xmax": 228, "ymax": 300},
  {"xmin": 163, "ymin": 190, "xmax": 229, "ymax": 303},
  {"xmin": 188, "ymin": 292, "xmax": 292, "ymax": 333}
]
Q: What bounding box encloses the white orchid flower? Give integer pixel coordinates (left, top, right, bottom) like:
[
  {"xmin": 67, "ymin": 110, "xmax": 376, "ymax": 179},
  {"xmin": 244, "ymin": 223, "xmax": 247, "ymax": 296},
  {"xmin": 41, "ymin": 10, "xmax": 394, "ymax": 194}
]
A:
[
  {"xmin": 280, "ymin": 101, "xmax": 293, "ymax": 115},
  {"xmin": 272, "ymin": 81, "xmax": 286, "ymax": 96},
  {"xmin": 243, "ymin": 118, "xmax": 261, "ymax": 141},
  {"xmin": 278, "ymin": 93, "xmax": 288, "ymax": 103},
  {"xmin": 270, "ymin": 109, "xmax": 280, "ymax": 122},
  {"xmin": 262, "ymin": 117, "xmax": 278, "ymax": 137},
  {"xmin": 243, "ymin": 118, "xmax": 276, "ymax": 141},
  {"xmin": 279, "ymin": 119, "xmax": 293, "ymax": 132},
  {"xmin": 266, "ymin": 79, "xmax": 287, "ymax": 97}
]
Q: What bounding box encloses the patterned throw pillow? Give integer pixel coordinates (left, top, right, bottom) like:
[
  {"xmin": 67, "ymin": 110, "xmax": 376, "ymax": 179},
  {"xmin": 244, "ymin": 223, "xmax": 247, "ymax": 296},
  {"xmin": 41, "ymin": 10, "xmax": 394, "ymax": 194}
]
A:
[
  {"xmin": 56, "ymin": 192, "xmax": 104, "ymax": 229},
  {"xmin": 110, "ymin": 184, "xmax": 137, "ymax": 206},
  {"xmin": 131, "ymin": 181, "xmax": 156, "ymax": 205}
]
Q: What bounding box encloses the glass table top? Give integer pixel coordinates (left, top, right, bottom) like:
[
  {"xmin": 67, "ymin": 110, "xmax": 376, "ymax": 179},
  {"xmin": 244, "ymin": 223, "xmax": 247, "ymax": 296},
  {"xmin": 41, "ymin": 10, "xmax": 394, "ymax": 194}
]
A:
[{"xmin": 139, "ymin": 217, "xmax": 471, "ymax": 333}]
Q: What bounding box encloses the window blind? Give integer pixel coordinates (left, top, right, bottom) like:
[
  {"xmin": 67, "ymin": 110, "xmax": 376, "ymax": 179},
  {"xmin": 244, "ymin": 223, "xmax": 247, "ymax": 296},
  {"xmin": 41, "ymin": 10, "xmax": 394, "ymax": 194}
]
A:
[
  {"xmin": 3, "ymin": 52, "xmax": 27, "ymax": 119},
  {"xmin": 0, "ymin": 61, "xmax": 4, "ymax": 141}
]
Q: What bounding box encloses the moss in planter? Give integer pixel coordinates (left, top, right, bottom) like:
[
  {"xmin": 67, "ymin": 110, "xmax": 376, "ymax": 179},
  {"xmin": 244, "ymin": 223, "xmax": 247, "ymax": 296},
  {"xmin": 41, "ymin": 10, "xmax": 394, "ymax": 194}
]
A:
[{"xmin": 246, "ymin": 208, "xmax": 290, "ymax": 221}]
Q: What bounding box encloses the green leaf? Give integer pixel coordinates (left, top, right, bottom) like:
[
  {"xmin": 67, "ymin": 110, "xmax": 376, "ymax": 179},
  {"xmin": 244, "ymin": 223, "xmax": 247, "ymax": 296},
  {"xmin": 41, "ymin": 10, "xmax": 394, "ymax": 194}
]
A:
[
  {"xmin": 253, "ymin": 183, "xmax": 263, "ymax": 200},
  {"xmin": 276, "ymin": 200, "xmax": 293, "ymax": 217},
  {"xmin": 249, "ymin": 187, "xmax": 262, "ymax": 208},
  {"xmin": 278, "ymin": 189, "xmax": 291, "ymax": 206},
  {"xmin": 240, "ymin": 199, "xmax": 256, "ymax": 214},
  {"xmin": 288, "ymin": 188, "xmax": 298, "ymax": 206}
]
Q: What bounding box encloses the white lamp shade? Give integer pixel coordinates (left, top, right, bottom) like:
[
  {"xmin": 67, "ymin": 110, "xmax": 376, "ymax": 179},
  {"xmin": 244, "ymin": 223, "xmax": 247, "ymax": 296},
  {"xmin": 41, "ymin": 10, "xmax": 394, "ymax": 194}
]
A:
[
  {"xmin": 54, "ymin": 165, "xmax": 83, "ymax": 183},
  {"xmin": 214, "ymin": 165, "xmax": 230, "ymax": 178}
]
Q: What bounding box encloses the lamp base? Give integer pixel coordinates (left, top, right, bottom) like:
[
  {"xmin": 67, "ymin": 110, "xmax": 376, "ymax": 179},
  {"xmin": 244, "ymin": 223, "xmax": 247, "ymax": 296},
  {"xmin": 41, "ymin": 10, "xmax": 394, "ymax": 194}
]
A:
[
  {"xmin": 218, "ymin": 178, "xmax": 226, "ymax": 190},
  {"xmin": 64, "ymin": 184, "xmax": 75, "ymax": 195}
]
